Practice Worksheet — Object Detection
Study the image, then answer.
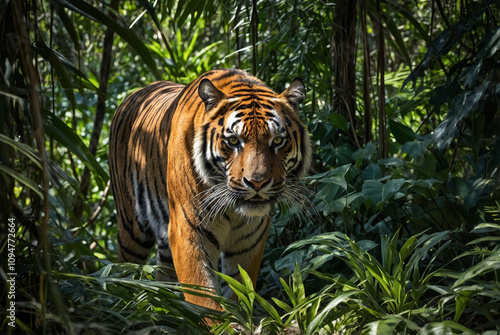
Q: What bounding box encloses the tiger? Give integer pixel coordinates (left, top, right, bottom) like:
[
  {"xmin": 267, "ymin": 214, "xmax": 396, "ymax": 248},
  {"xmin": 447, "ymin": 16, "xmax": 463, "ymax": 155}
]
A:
[{"xmin": 109, "ymin": 68, "xmax": 311, "ymax": 310}]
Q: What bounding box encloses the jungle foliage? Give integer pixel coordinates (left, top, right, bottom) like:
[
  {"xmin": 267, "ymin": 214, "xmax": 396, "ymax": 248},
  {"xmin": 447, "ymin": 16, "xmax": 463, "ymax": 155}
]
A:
[{"xmin": 1, "ymin": 0, "xmax": 500, "ymax": 333}]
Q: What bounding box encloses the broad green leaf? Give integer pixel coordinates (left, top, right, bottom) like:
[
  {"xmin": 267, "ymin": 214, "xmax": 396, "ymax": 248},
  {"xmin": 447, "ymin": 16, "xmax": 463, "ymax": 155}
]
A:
[
  {"xmin": 330, "ymin": 113, "xmax": 349, "ymax": 133},
  {"xmin": 411, "ymin": 178, "xmax": 442, "ymax": 189},
  {"xmin": 325, "ymin": 192, "xmax": 363, "ymax": 214},
  {"xmin": 362, "ymin": 179, "xmax": 406, "ymax": 207},
  {"xmin": 401, "ymin": 139, "xmax": 430, "ymax": 159},
  {"xmin": 361, "ymin": 163, "xmax": 382, "ymax": 180},
  {"xmin": 316, "ymin": 164, "xmax": 351, "ymax": 190}
]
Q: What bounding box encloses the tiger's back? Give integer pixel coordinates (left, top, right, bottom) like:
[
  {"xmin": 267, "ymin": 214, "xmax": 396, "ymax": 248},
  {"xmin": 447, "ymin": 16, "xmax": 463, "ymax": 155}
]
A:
[
  {"xmin": 109, "ymin": 69, "xmax": 311, "ymax": 310},
  {"xmin": 109, "ymin": 81, "xmax": 184, "ymax": 269}
]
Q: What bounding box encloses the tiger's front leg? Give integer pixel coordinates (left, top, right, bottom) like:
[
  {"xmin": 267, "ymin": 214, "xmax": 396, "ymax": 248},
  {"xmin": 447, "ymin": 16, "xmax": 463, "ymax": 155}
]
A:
[
  {"xmin": 168, "ymin": 208, "xmax": 222, "ymax": 310},
  {"xmin": 220, "ymin": 216, "xmax": 271, "ymax": 299}
]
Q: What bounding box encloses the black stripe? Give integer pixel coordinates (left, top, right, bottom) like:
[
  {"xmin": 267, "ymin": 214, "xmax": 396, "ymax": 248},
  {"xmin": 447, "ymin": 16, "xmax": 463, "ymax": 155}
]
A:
[
  {"xmin": 212, "ymin": 68, "xmax": 246, "ymax": 82},
  {"xmin": 181, "ymin": 206, "xmax": 220, "ymax": 250},
  {"xmin": 230, "ymin": 88, "xmax": 274, "ymax": 96},
  {"xmin": 291, "ymin": 125, "xmax": 306, "ymax": 177},
  {"xmin": 234, "ymin": 102, "xmax": 256, "ymax": 111},
  {"xmin": 199, "ymin": 124, "xmax": 212, "ymax": 176},
  {"xmin": 157, "ymin": 193, "xmax": 170, "ymax": 223},
  {"xmin": 259, "ymin": 103, "xmax": 275, "ymax": 110},
  {"xmin": 144, "ymin": 174, "xmax": 162, "ymax": 224},
  {"xmin": 120, "ymin": 217, "xmax": 155, "ymax": 249},
  {"xmin": 118, "ymin": 233, "xmax": 152, "ymax": 261},
  {"xmin": 137, "ymin": 181, "xmax": 150, "ymax": 232},
  {"xmin": 218, "ymin": 116, "xmax": 225, "ymax": 126},
  {"xmin": 224, "ymin": 220, "xmax": 269, "ymax": 258}
]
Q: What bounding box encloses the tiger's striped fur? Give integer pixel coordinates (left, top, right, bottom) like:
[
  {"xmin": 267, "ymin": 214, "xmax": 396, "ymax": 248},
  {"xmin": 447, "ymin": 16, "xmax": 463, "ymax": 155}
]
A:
[{"xmin": 109, "ymin": 69, "xmax": 311, "ymax": 310}]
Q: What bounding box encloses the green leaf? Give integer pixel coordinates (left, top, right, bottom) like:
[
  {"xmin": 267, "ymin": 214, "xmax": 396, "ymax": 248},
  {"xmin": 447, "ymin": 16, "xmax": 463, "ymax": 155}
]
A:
[
  {"xmin": 477, "ymin": 26, "xmax": 500, "ymax": 60},
  {"xmin": 382, "ymin": 13, "xmax": 412, "ymax": 74},
  {"xmin": 401, "ymin": 139, "xmax": 430, "ymax": 159},
  {"xmin": 361, "ymin": 316, "xmax": 402, "ymax": 335},
  {"xmin": 33, "ymin": 40, "xmax": 76, "ymax": 108},
  {"xmin": 325, "ymin": 192, "xmax": 363, "ymax": 214},
  {"xmin": 216, "ymin": 271, "xmax": 252, "ymax": 307},
  {"xmin": 361, "ymin": 163, "xmax": 382, "ymax": 180},
  {"xmin": 59, "ymin": 0, "xmax": 160, "ymax": 79},
  {"xmin": 279, "ymin": 277, "xmax": 297, "ymax": 306},
  {"xmin": 419, "ymin": 321, "xmax": 476, "ymax": 335},
  {"xmin": 305, "ymin": 291, "xmax": 359, "ymax": 335},
  {"xmin": 434, "ymin": 78, "xmax": 489, "ymax": 150},
  {"xmin": 453, "ymin": 252, "xmax": 500, "ymax": 288},
  {"xmin": 56, "ymin": 6, "xmax": 80, "ymax": 50},
  {"xmin": 315, "ymin": 164, "xmax": 351, "ymax": 190},
  {"xmin": 378, "ymin": 157, "xmax": 404, "ymax": 166},
  {"xmin": 272, "ymin": 297, "xmax": 292, "ymax": 313},
  {"xmin": 0, "ymin": 134, "xmax": 41, "ymax": 168},
  {"xmin": 0, "ymin": 165, "xmax": 44, "ymax": 198},
  {"xmin": 472, "ymin": 223, "xmax": 500, "ymax": 232},
  {"xmin": 362, "ymin": 179, "xmax": 406, "ymax": 207},
  {"xmin": 330, "ymin": 113, "xmax": 349, "ymax": 133},
  {"xmin": 43, "ymin": 110, "xmax": 108, "ymax": 187},
  {"xmin": 454, "ymin": 290, "xmax": 474, "ymax": 322},
  {"xmin": 254, "ymin": 294, "xmax": 283, "ymax": 325},
  {"xmin": 238, "ymin": 265, "xmax": 254, "ymax": 290},
  {"xmin": 292, "ymin": 263, "xmax": 305, "ymax": 302}
]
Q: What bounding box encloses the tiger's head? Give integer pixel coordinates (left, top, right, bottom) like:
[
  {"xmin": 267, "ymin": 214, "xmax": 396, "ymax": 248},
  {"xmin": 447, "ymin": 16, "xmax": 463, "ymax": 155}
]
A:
[{"xmin": 193, "ymin": 75, "xmax": 311, "ymax": 219}]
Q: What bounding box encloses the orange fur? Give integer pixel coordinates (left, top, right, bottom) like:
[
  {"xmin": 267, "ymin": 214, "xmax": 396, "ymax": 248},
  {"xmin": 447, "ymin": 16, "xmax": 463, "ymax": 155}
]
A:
[{"xmin": 109, "ymin": 69, "xmax": 311, "ymax": 310}]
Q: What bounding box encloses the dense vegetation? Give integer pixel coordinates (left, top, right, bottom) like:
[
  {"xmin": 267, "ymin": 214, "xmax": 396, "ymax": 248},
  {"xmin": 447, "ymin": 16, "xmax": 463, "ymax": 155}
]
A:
[{"xmin": 1, "ymin": 0, "xmax": 499, "ymax": 333}]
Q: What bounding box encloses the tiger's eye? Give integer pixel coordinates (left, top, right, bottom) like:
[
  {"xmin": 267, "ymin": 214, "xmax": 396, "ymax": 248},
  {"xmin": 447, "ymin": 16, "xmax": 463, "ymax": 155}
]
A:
[
  {"xmin": 227, "ymin": 136, "xmax": 239, "ymax": 146},
  {"xmin": 273, "ymin": 136, "xmax": 284, "ymax": 145}
]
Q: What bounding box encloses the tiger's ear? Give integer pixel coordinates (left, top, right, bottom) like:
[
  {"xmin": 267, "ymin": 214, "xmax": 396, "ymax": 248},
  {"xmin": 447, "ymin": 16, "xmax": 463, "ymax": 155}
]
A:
[
  {"xmin": 199, "ymin": 79, "xmax": 226, "ymax": 112},
  {"xmin": 280, "ymin": 78, "xmax": 306, "ymax": 109}
]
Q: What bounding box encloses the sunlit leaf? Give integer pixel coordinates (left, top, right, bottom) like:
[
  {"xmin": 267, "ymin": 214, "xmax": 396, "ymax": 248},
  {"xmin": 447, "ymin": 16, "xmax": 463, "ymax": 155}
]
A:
[
  {"xmin": 58, "ymin": 0, "xmax": 161, "ymax": 79},
  {"xmin": 43, "ymin": 109, "xmax": 108, "ymax": 187}
]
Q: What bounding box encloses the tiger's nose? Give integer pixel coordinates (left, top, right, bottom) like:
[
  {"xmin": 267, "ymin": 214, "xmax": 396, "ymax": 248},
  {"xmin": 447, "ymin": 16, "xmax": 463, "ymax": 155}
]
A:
[{"xmin": 242, "ymin": 176, "xmax": 272, "ymax": 192}]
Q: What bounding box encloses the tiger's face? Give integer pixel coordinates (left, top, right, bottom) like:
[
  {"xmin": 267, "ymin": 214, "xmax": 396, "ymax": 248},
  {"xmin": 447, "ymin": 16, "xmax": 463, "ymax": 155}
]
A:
[{"xmin": 193, "ymin": 77, "xmax": 311, "ymax": 218}]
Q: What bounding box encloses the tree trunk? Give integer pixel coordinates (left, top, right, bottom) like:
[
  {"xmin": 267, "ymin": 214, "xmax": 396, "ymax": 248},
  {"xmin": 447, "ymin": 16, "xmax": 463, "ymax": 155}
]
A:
[
  {"xmin": 360, "ymin": 1, "xmax": 373, "ymax": 145},
  {"xmin": 376, "ymin": 0, "xmax": 388, "ymax": 159},
  {"xmin": 332, "ymin": 0, "xmax": 359, "ymax": 148}
]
